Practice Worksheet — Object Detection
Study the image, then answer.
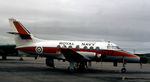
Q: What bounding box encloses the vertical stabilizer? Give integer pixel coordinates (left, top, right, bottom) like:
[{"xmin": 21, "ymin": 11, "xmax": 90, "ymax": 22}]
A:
[{"xmin": 8, "ymin": 18, "xmax": 39, "ymax": 47}]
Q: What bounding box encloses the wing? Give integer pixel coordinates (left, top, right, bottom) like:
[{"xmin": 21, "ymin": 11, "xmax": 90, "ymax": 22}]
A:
[{"xmin": 61, "ymin": 48, "xmax": 89, "ymax": 62}]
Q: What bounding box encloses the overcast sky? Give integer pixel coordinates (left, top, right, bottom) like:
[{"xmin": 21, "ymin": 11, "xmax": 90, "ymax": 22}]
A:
[{"xmin": 0, "ymin": 0, "xmax": 150, "ymax": 53}]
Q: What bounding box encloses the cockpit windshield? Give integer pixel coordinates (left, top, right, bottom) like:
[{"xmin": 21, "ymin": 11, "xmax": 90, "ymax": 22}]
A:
[
  {"xmin": 112, "ymin": 46, "xmax": 121, "ymax": 50},
  {"xmin": 107, "ymin": 45, "xmax": 123, "ymax": 51},
  {"xmin": 107, "ymin": 42, "xmax": 125, "ymax": 51},
  {"xmin": 112, "ymin": 46, "xmax": 127, "ymax": 52},
  {"xmin": 107, "ymin": 43, "xmax": 131, "ymax": 53}
]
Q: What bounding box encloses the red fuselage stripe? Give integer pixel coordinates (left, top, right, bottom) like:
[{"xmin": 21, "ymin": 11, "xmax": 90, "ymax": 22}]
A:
[{"xmin": 16, "ymin": 47, "xmax": 138, "ymax": 58}]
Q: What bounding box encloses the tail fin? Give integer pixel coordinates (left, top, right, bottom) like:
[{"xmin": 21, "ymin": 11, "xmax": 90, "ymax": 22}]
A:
[
  {"xmin": 8, "ymin": 18, "xmax": 37, "ymax": 47},
  {"xmin": 9, "ymin": 18, "xmax": 31, "ymax": 35}
]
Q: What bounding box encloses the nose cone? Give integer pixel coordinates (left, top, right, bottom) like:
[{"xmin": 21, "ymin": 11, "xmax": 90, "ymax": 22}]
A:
[{"xmin": 140, "ymin": 57, "xmax": 148, "ymax": 63}]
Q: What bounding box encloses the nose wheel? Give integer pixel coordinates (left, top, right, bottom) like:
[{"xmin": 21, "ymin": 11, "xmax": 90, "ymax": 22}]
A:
[
  {"xmin": 121, "ymin": 68, "xmax": 126, "ymax": 73},
  {"xmin": 68, "ymin": 67, "xmax": 76, "ymax": 73}
]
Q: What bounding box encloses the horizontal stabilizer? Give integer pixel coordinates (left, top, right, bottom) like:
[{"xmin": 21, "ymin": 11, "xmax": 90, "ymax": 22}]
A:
[
  {"xmin": 8, "ymin": 32, "xmax": 32, "ymax": 40},
  {"xmin": 8, "ymin": 32, "xmax": 30, "ymax": 35}
]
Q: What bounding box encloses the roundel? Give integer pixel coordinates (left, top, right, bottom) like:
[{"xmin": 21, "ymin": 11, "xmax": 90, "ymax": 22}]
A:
[{"xmin": 35, "ymin": 46, "xmax": 43, "ymax": 54}]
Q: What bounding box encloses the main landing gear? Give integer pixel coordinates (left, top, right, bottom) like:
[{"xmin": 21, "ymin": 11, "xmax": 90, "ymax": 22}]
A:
[
  {"xmin": 46, "ymin": 58, "xmax": 55, "ymax": 69},
  {"xmin": 68, "ymin": 61, "xmax": 88, "ymax": 72},
  {"xmin": 68, "ymin": 61, "xmax": 76, "ymax": 72}
]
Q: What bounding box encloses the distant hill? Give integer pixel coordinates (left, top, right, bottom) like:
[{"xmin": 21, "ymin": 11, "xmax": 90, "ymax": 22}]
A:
[{"xmin": 135, "ymin": 53, "xmax": 150, "ymax": 57}]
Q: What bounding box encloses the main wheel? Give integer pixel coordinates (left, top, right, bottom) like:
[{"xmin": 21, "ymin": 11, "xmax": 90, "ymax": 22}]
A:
[
  {"xmin": 68, "ymin": 67, "xmax": 75, "ymax": 73},
  {"xmin": 121, "ymin": 68, "xmax": 126, "ymax": 73}
]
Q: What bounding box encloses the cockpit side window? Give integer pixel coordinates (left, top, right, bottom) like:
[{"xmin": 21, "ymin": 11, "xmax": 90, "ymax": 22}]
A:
[
  {"xmin": 112, "ymin": 46, "xmax": 121, "ymax": 50},
  {"xmin": 107, "ymin": 43, "xmax": 112, "ymax": 49},
  {"xmin": 116, "ymin": 46, "xmax": 120, "ymax": 49}
]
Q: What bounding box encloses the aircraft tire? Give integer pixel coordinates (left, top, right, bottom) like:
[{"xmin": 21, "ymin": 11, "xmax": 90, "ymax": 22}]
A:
[
  {"xmin": 121, "ymin": 68, "xmax": 126, "ymax": 73},
  {"xmin": 68, "ymin": 67, "xmax": 76, "ymax": 73}
]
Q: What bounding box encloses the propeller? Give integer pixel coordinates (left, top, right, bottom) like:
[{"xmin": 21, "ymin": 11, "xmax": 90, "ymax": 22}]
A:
[{"xmin": 140, "ymin": 57, "xmax": 148, "ymax": 69}]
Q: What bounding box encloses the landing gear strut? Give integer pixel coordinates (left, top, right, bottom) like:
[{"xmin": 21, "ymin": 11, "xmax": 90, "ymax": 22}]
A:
[
  {"xmin": 68, "ymin": 61, "xmax": 75, "ymax": 72},
  {"xmin": 78, "ymin": 62, "xmax": 88, "ymax": 71}
]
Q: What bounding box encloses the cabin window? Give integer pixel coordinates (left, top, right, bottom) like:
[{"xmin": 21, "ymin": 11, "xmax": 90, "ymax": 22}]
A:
[
  {"xmin": 68, "ymin": 46, "xmax": 72, "ymax": 49},
  {"xmin": 90, "ymin": 46, "xmax": 94, "ymax": 50},
  {"xmin": 83, "ymin": 46, "xmax": 88, "ymax": 50},
  {"xmin": 96, "ymin": 47, "xmax": 100, "ymax": 51},
  {"xmin": 76, "ymin": 45, "xmax": 80, "ymax": 50},
  {"xmin": 57, "ymin": 45, "xmax": 61, "ymax": 49}
]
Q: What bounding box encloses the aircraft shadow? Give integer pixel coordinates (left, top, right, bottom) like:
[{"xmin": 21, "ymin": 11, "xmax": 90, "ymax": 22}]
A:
[
  {"xmin": 0, "ymin": 65, "xmax": 150, "ymax": 75},
  {"xmin": 0, "ymin": 60, "xmax": 150, "ymax": 74}
]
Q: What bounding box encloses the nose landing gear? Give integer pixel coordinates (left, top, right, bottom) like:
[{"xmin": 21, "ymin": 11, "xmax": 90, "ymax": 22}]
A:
[{"xmin": 121, "ymin": 57, "xmax": 127, "ymax": 73}]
